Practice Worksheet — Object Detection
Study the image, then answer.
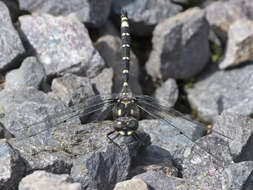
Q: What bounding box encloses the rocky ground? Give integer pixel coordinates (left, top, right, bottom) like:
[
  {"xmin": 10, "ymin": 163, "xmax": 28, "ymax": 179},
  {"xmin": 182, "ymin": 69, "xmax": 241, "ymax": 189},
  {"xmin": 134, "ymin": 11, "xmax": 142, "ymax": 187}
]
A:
[{"xmin": 0, "ymin": 0, "xmax": 253, "ymax": 190}]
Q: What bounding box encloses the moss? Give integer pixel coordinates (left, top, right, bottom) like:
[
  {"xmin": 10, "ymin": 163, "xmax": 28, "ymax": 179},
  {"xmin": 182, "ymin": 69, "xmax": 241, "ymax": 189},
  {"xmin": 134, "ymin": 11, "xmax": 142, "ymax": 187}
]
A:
[{"xmin": 211, "ymin": 43, "xmax": 223, "ymax": 63}]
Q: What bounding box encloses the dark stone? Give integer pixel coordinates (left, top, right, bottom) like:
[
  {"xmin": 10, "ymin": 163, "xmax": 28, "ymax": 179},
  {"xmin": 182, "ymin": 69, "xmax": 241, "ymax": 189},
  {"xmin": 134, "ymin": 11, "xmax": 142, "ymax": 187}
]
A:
[
  {"xmin": 112, "ymin": 0, "xmax": 182, "ymax": 36},
  {"xmin": 0, "ymin": 139, "xmax": 25, "ymax": 190},
  {"xmin": 146, "ymin": 7, "xmax": 210, "ymax": 80}
]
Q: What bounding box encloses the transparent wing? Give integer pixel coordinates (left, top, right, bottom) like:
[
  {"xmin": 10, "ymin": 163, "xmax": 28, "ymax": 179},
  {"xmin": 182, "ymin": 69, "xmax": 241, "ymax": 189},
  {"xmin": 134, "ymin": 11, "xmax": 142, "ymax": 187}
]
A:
[
  {"xmin": 135, "ymin": 95, "xmax": 232, "ymax": 140},
  {"xmin": 13, "ymin": 94, "xmax": 118, "ymax": 140},
  {"xmin": 135, "ymin": 95, "xmax": 231, "ymax": 167}
]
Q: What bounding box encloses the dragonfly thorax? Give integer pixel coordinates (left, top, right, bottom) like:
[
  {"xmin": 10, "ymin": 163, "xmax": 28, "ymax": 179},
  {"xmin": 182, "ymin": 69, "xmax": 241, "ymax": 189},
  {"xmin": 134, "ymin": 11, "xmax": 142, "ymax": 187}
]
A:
[{"xmin": 114, "ymin": 116, "xmax": 138, "ymax": 136}]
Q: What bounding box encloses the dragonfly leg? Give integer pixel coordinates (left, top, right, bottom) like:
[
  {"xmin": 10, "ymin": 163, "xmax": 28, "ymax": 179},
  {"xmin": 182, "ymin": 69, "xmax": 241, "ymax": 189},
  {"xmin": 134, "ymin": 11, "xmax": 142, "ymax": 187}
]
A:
[{"xmin": 106, "ymin": 130, "xmax": 121, "ymax": 149}]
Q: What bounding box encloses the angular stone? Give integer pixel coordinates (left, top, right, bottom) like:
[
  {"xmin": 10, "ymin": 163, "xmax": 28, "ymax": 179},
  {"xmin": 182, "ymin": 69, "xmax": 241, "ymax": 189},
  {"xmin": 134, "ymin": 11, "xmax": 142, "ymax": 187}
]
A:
[
  {"xmin": 51, "ymin": 73, "xmax": 95, "ymax": 106},
  {"xmin": 5, "ymin": 57, "xmax": 45, "ymax": 90},
  {"xmin": 19, "ymin": 13, "xmax": 105, "ymax": 77},
  {"xmin": 134, "ymin": 171, "xmax": 207, "ymax": 190},
  {"xmin": 213, "ymin": 112, "xmax": 253, "ymax": 162},
  {"xmin": 19, "ymin": 171, "xmax": 81, "ymax": 190},
  {"xmin": 139, "ymin": 118, "xmax": 205, "ymax": 155},
  {"xmin": 205, "ymin": 0, "xmax": 246, "ymax": 40},
  {"xmin": 114, "ymin": 178, "xmax": 148, "ymax": 190},
  {"xmin": 0, "ymin": 139, "xmax": 25, "ymax": 190},
  {"xmin": 153, "ymin": 78, "xmax": 178, "ymax": 108},
  {"xmin": 95, "ymin": 35, "xmax": 142, "ymax": 94},
  {"xmin": 219, "ymin": 19, "xmax": 253, "ymax": 69},
  {"xmin": 146, "ymin": 8, "xmax": 210, "ymax": 80},
  {"xmin": 18, "ymin": 0, "xmax": 112, "ymax": 28},
  {"xmin": 173, "ymin": 135, "xmax": 233, "ymax": 189},
  {"xmin": 186, "ymin": 62, "xmax": 253, "ymax": 123},
  {"xmin": 112, "ymin": 0, "xmax": 182, "ymax": 36},
  {"xmin": 0, "ymin": 1, "xmax": 24, "ymax": 70}
]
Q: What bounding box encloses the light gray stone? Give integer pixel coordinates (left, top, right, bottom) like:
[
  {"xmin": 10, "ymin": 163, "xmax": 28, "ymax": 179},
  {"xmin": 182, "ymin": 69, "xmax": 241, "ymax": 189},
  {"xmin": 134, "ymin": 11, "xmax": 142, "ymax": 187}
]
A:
[
  {"xmin": 18, "ymin": 0, "xmax": 112, "ymax": 27},
  {"xmin": 0, "ymin": 1, "xmax": 24, "ymax": 70},
  {"xmin": 114, "ymin": 179, "xmax": 148, "ymax": 190},
  {"xmin": 19, "ymin": 13, "xmax": 105, "ymax": 78},
  {"xmin": 5, "ymin": 57, "xmax": 45, "ymax": 90},
  {"xmin": 19, "ymin": 171, "xmax": 81, "ymax": 190},
  {"xmin": 219, "ymin": 19, "xmax": 253, "ymax": 69}
]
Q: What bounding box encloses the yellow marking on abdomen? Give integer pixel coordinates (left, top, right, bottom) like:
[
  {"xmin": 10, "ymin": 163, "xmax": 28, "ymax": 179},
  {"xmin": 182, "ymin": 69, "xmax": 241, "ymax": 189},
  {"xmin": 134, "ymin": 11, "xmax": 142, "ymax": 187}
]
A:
[
  {"xmin": 122, "ymin": 44, "xmax": 130, "ymax": 48},
  {"xmin": 121, "ymin": 17, "xmax": 128, "ymax": 21},
  {"xmin": 121, "ymin": 21, "xmax": 129, "ymax": 27},
  {"xmin": 122, "ymin": 33, "xmax": 130, "ymax": 36},
  {"xmin": 123, "ymin": 69, "xmax": 128, "ymax": 74},
  {"xmin": 130, "ymin": 109, "xmax": 134, "ymax": 115},
  {"xmin": 123, "ymin": 82, "xmax": 128, "ymax": 87},
  {"xmin": 122, "ymin": 57, "xmax": 130, "ymax": 60}
]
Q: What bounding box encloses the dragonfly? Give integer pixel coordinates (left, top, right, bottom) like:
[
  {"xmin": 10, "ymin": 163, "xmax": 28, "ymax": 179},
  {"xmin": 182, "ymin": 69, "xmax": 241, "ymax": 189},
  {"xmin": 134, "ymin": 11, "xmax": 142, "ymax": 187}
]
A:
[{"xmin": 1, "ymin": 10, "xmax": 232, "ymax": 169}]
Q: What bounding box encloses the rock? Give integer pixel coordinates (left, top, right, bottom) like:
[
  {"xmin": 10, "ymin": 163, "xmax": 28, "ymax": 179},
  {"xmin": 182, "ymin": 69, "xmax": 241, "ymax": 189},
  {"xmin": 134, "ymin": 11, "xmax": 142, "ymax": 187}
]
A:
[
  {"xmin": 112, "ymin": 0, "xmax": 182, "ymax": 36},
  {"xmin": 18, "ymin": 0, "xmax": 112, "ymax": 28},
  {"xmin": 153, "ymin": 78, "xmax": 178, "ymax": 108},
  {"xmin": 222, "ymin": 161, "xmax": 253, "ymax": 190},
  {"xmin": 0, "ymin": 1, "xmax": 25, "ymax": 70},
  {"xmin": 205, "ymin": 0, "xmax": 246, "ymax": 40},
  {"xmin": 212, "ymin": 112, "xmax": 253, "ymax": 162},
  {"xmin": 139, "ymin": 117, "xmax": 206, "ymax": 155},
  {"xmin": 244, "ymin": 0, "xmax": 253, "ymax": 20},
  {"xmin": 219, "ymin": 19, "xmax": 253, "ymax": 69},
  {"xmin": 51, "ymin": 73, "xmax": 95, "ymax": 106},
  {"xmin": 90, "ymin": 68, "xmax": 113, "ymax": 95},
  {"xmin": 84, "ymin": 132, "xmax": 151, "ymax": 190},
  {"xmin": 134, "ymin": 171, "xmax": 207, "ymax": 190},
  {"xmin": 0, "ymin": 139, "xmax": 25, "ymax": 190},
  {"xmin": 95, "ymin": 35, "xmax": 142, "ymax": 94},
  {"xmin": 5, "ymin": 57, "xmax": 45, "ymax": 90},
  {"xmin": 173, "ymin": 135, "xmax": 233, "ymax": 189},
  {"xmin": 186, "ymin": 62, "xmax": 253, "ymax": 123},
  {"xmin": 113, "ymin": 178, "xmax": 148, "ymax": 190},
  {"xmin": 19, "ymin": 171, "xmax": 81, "ymax": 190},
  {"xmin": 129, "ymin": 145, "xmax": 178, "ymax": 178},
  {"xmin": 242, "ymin": 169, "xmax": 253, "ymax": 190},
  {"xmin": 19, "ymin": 13, "xmax": 105, "ymax": 78},
  {"xmin": 146, "ymin": 8, "xmax": 210, "ymax": 80}
]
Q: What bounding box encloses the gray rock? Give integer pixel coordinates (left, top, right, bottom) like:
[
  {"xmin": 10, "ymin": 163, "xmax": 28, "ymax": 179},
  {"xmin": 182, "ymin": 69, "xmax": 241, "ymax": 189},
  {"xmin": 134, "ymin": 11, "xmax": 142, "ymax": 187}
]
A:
[
  {"xmin": 186, "ymin": 62, "xmax": 253, "ymax": 123},
  {"xmin": 244, "ymin": 0, "xmax": 253, "ymax": 20},
  {"xmin": 242, "ymin": 168, "xmax": 253, "ymax": 190},
  {"xmin": 153, "ymin": 78, "xmax": 178, "ymax": 108},
  {"xmin": 222, "ymin": 161, "xmax": 253, "ymax": 190},
  {"xmin": 19, "ymin": 13, "xmax": 105, "ymax": 78},
  {"xmin": 84, "ymin": 132, "xmax": 151, "ymax": 190},
  {"xmin": 90, "ymin": 68, "xmax": 113, "ymax": 96},
  {"xmin": 129, "ymin": 145, "xmax": 178, "ymax": 178},
  {"xmin": 18, "ymin": 0, "xmax": 112, "ymax": 28},
  {"xmin": 139, "ymin": 117, "xmax": 206, "ymax": 155},
  {"xmin": 5, "ymin": 57, "xmax": 45, "ymax": 90},
  {"xmin": 146, "ymin": 7, "xmax": 210, "ymax": 80},
  {"xmin": 0, "ymin": 1, "xmax": 25, "ymax": 70},
  {"xmin": 51, "ymin": 73, "xmax": 95, "ymax": 106},
  {"xmin": 95, "ymin": 35, "xmax": 142, "ymax": 94},
  {"xmin": 114, "ymin": 178, "xmax": 148, "ymax": 190},
  {"xmin": 112, "ymin": 0, "xmax": 182, "ymax": 36},
  {"xmin": 173, "ymin": 135, "xmax": 233, "ymax": 189},
  {"xmin": 219, "ymin": 19, "xmax": 253, "ymax": 69},
  {"xmin": 0, "ymin": 139, "xmax": 25, "ymax": 190},
  {"xmin": 205, "ymin": 0, "xmax": 246, "ymax": 40},
  {"xmin": 213, "ymin": 112, "xmax": 253, "ymax": 162},
  {"xmin": 19, "ymin": 170, "xmax": 81, "ymax": 190},
  {"xmin": 134, "ymin": 171, "xmax": 207, "ymax": 190}
]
